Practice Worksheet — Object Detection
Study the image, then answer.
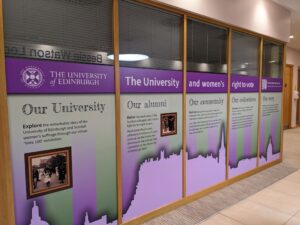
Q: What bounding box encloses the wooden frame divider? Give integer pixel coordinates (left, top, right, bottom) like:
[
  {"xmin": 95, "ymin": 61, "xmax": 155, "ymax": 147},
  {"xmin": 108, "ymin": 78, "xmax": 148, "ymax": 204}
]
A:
[
  {"xmin": 182, "ymin": 14, "xmax": 187, "ymax": 198},
  {"xmin": 112, "ymin": 0, "xmax": 123, "ymax": 224},
  {"xmin": 281, "ymin": 45, "xmax": 287, "ymax": 161},
  {"xmin": 257, "ymin": 38, "xmax": 263, "ymax": 167},
  {"xmin": 0, "ymin": 0, "xmax": 287, "ymax": 224},
  {"xmin": 226, "ymin": 28, "xmax": 232, "ymax": 179},
  {"xmin": 0, "ymin": 0, "xmax": 16, "ymax": 224}
]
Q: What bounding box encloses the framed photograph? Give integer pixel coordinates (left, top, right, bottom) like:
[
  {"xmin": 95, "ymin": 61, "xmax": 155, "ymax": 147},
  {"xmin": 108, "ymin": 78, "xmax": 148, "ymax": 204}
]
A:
[
  {"xmin": 160, "ymin": 112, "xmax": 177, "ymax": 137},
  {"xmin": 25, "ymin": 147, "xmax": 72, "ymax": 199}
]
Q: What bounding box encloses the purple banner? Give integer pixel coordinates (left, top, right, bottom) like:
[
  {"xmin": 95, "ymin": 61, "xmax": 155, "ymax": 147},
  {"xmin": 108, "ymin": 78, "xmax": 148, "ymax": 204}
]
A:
[
  {"xmin": 5, "ymin": 57, "xmax": 115, "ymax": 94},
  {"xmin": 230, "ymin": 74, "xmax": 259, "ymax": 93},
  {"xmin": 120, "ymin": 67, "xmax": 182, "ymax": 93},
  {"xmin": 261, "ymin": 77, "xmax": 283, "ymax": 92},
  {"xmin": 187, "ymin": 72, "xmax": 227, "ymax": 93}
]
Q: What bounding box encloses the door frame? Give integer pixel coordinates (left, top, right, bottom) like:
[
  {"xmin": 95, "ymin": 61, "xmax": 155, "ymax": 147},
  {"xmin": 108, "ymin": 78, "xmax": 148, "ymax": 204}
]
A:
[
  {"xmin": 297, "ymin": 67, "xmax": 300, "ymax": 126},
  {"xmin": 285, "ymin": 64, "xmax": 294, "ymax": 129}
]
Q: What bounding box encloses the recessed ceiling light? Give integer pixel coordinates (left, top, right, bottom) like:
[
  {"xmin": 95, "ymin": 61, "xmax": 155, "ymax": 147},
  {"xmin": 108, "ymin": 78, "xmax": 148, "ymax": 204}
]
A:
[
  {"xmin": 107, "ymin": 54, "xmax": 149, "ymax": 61},
  {"xmin": 289, "ymin": 35, "xmax": 294, "ymax": 39},
  {"xmin": 240, "ymin": 62, "xmax": 248, "ymax": 69}
]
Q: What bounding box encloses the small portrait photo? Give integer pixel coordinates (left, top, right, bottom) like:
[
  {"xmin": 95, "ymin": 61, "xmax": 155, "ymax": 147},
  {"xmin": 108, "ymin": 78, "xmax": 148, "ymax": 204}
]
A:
[
  {"xmin": 25, "ymin": 147, "xmax": 72, "ymax": 199},
  {"xmin": 161, "ymin": 112, "xmax": 177, "ymax": 137}
]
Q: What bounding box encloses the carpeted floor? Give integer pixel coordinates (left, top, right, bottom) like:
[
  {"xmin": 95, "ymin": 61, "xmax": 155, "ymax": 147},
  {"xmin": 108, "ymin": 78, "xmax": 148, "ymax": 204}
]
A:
[{"xmin": 142, "ymin": 163, "xmax": 297, "ymax": 225}]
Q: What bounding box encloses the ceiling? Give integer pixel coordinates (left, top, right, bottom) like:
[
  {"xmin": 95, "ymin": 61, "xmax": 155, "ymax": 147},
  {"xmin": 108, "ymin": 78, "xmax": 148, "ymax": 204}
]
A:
[{"xmin": 271, "ymin": 0, "xmax": 300, "ymax": 50}]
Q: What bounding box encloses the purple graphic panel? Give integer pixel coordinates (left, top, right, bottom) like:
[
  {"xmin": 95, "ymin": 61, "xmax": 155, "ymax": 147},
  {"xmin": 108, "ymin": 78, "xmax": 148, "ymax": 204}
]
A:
[
  {"xmin": 186, "ymin": 130, "xmax": 226, "ymax": 195},
  {"xmin": 122, "ymin": 151, "xmax": 182, "ymax": 221},
  {"xmin": 261, "ymin": 77, "xmax": 283, "ymax": 92},
  {"xmin": 230, "ymin": 74, "xmax": 259, "ymax": 93},
  {"xmin": 5, "ymin": 57, "xmax": 115, "ymax": 93},
  {"xmin": 120, "ymin": 67, "xmax": 182, "ymax": 93},
  {"xmin": 121, "ymin": 116, "xmax": 182, "ymax": 221},
  {"xmin": 187, "ymin": 72, "xmax": 227, "ymax": 93}
]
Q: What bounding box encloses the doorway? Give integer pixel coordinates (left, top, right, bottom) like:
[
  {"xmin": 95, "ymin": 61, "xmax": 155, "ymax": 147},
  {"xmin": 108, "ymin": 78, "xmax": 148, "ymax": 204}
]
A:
[{"xmin": 283, "ymin": 64, "xmax": 293, "ymax": 129}]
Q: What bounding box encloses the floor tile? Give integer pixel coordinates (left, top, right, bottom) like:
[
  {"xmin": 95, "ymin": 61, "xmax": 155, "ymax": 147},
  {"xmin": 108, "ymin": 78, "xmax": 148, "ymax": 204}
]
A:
[
  {"xmin": 199, "ymin": 213, "xmax": 244, "ymax": 225},
  {"xmin": 247, "ymin": 189, "xmax": 300, "ymax": 215},
  {"xmin": 269, "ymin": 180, "xmax": 300, "ymax": 197},
  {"xmin": 285, "ymin": 171, "xmax": 300, "ymax": 183},
  {"xmin": 285, "ymin": 211, "xmax": 300, "ymax": 225},
  {"xmin": 220, "ymin": 200, "xmax": 291, "ymax": 225}
]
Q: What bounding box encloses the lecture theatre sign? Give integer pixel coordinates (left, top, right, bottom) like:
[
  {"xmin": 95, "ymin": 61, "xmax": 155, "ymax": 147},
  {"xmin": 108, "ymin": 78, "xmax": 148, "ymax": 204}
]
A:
[{"xmin": 5, "ymin": 41, "xmax": 109, "ymax": 65}]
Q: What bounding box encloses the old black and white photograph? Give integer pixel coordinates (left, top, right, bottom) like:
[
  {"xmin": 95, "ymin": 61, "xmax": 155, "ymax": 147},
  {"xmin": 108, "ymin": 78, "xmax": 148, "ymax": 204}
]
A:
[
  {"xmin": 25, "ymin": 147, "xmax": 72, "ymax": 198},
  {"xmin": 161, "ymin": 113, "xmax": 177, "ymax": 137}
]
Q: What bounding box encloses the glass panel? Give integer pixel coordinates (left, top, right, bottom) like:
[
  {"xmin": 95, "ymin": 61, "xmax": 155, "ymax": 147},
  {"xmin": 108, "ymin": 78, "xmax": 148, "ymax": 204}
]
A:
[
  {"xmin": 262, "ymin": 41, "xmax": 283, "ymax": 78},
  {"xmin": 187, "ymin": 19, "xmax": 227, "ymax": 74},
  {"xmin": 119, "ymin": 0, "xmax": 182, "ymax": 70},
  {"xmin": 119, "ymin": 1, "xmax": 183, "ymax": 221},
  {"xmin": 3, "ymin": 0, "xmax": 113, "ymax": 65},
  {"xmin": 231, "ymin": 32, "xmax": 259, "ymax": 76}
]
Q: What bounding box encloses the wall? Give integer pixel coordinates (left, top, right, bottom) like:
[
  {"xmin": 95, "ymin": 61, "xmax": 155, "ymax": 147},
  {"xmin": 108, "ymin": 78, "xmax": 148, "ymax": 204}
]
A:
[
  {"xmin": 287, "ymin": 47, "xmax": 300, "ymax": 127},
  {"xmin": 154, "ymin": 0, "xmax": 291, "ymax": 42}
]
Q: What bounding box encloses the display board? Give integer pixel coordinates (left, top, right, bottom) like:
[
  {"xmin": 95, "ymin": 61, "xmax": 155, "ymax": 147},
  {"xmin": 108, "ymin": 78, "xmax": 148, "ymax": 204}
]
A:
[
  {"xmin": 259, "ymin": 42, "xmax": 283, "ymax": 165},
  {"xmin": 228, "ymin": 32, "xmax": 260, "ymax": 178},
  {"xmin": 120, "ymin": 67, "xmax": 183, "ymax": 221},
  {"xmin": 228, "ymin": 74, "xmax": 259, "ymax": 178},
  {"xmin": 6, "ymin": 58, "xmax": 117, "ymax": 225},
  {"xmin": 259, "ymin": 78, "xmax": 282, "ymax": 165},
  {"xmin": 186, "ymin": 72, "xmax": 227, "ymax": 194}
]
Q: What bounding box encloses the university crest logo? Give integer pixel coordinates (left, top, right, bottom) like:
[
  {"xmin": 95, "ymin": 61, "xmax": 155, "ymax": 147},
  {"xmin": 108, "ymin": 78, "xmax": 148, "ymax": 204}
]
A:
[{"xmin": 21, "ymin": 66, "xmax": 44, "ymax": 88}]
